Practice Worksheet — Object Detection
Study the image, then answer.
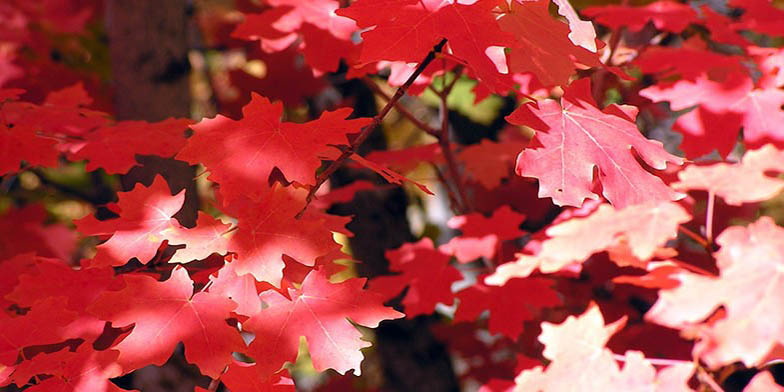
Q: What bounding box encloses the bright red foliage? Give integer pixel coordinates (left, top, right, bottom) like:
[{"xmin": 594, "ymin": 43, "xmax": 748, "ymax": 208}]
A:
[{"xmin": 3, "ymin": 0, "xmax": 784, "ymax": 390}]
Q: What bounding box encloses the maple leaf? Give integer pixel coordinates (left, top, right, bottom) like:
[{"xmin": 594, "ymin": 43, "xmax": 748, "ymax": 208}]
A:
[
  {"xmin": 162, "ymin": 212, "xmax": 232, "ymax": 264},
  {"xmin": 551, "ymin": 0, "xmax": 598, "ymax": 52},
  {"xmin": 87, "ymin": 266, "xmax": 244, "ymax": 377},
  {"xmin": 498, "ymin": 0, "xmax": 602, "ymax": 87},
  {"xmin": 645, "ymin": 217, "xmax": 784, "ymax": 368},
  {"xmin": 221, "ymin": 361, "xmax": 295, "ymax": 392},
  {"xmin": 673, "ymin": 144, "xmax": 784, "ymax": 205},
  {"xmin": 369, "ymin": 238, "xmax": 462, "ymax": 317},
  {"xmin": 454, "ymin": 276, "xmax": 560, "ymax": 339},
  {"xmin": 0, "ymin": 297, "xmax": 86, "ymax": 366},
  {"xmin": 176, "ymin": 93, "xmax": 372, "ymax": 201},
  {"xmin": 513, "ymin": 304, "xmax": 694, "ymax": 391},
  {"xmin": 223, "ymin": 45, "xmax": 326, "ymax": 114},
  {"xmin": 338, "ymin": 0, "xmax": 516, "ymax": 93},
  {"xmin": 243, "ymin": 268, "xmax": 403, "ymax": 377},
  {"xmin": 637, "ymin": 42, "xmax": 784, "ymax": 157},
  {"xmin": 0, "ymin": 204, "xmax": 77, "ymax": 261},
  {"xmin": 207, "ymin": 262, "xmax": 264, "ymax": 317},
  {"xmin": 582, "ymin": 1, "xmax": 698, "ymax": 33},
  {"xmin": 10, "ymin": 346, "xmax": 133, "ymax": 392},
  {"xmin": 232, "ymin": 0, "xmax": 358, "ymax": 73},
  {"xmin": 730, "ymin": 0, "xmax": 784, "ymax": 37},
  {"xmin": 220, "ymin": 185, "xmax": 342, "ymax": 285},
  {"xmin": 74, "ymin": 176, "xmax": 185, "ymax": 267},
  {"xmin": 69, "ymin": 118, "xmax": 193, "ymax": 175},
  {"xmin": 458, "ymin": 139, "xmax": 526, "ymax": 189},
  {"xmin": 6, "ymin": 257, "xmax": 115, "ymax": 311},
  {"xmin": 0, "ymin": 115, "xmax": 59, "ymax": 175},
  {"xmin": 509, "ymin": 78, "xmax": 683, "ymax": 208},
  {"xmin": 440, "ymin": 205, "xmax": 526, "ymax": 263},
  {"xmin": 487, "ymin": 202, "xmax": 690, "ymax": 285}
]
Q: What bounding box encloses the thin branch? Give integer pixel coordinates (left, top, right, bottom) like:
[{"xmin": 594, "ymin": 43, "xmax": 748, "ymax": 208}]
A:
[
  {"xmin": 207, "ymin": 378, "xmax": 221, "ymax": 392},
  {"xmin": 443, "ymin": 65, "xmax": 465, "ymax": 95},
  {"xmin": 437, "ymin": 60, "xmax": 470, "ymax": 213},
  {"xmin": 697, "ymin": 365, "xmax": 725, "ymax": 392},
  {"xmin": 296, "ymin": 38, "xmax": 448, "ymax": 218},
  {"xmin": 612, "ymin": 353, "xmax": 691, "ymax": 367},
  {"xmin": 678, "ymin": 225, "xmax": 710, "ymax": 250},
  {"xmin": 705, "ymin": 191, "xmax": 715, "ymax": 244},
  {"xmin": 362, "ymin": 76, "xmax": 439, "ymax": 138},
  {"xmin": 432, "ymin": 163, "xmax": 462, "ymax": 214}
]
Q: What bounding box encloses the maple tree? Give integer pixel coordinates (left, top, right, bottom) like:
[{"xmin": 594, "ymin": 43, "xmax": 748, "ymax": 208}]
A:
[{"xmin": 3, "ymin": 0, "xmax": 784, "ymax": 391}]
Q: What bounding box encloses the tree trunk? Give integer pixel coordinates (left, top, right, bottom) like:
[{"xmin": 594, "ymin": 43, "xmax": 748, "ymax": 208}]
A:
[{"xmin": 107, "ymin": 0, "xmax": 199, "ymax": 227}]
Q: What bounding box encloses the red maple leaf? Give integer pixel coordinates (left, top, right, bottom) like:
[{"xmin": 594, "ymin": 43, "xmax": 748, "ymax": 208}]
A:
[
  {"xmin": 207, "ymin": 261, "xmax": 264, "ymax": 317},
  {"xmin": 222, "ymin": 361, "xmax": 295, "ymax": 392},
  {"xmin": 646, "ymin": 217, "xmax": 784, "ymax": 368},
  {"xmin": 509, "ymin": 78, "xmax": 683, "ymax": 208},
  {"xmin": 0, "ymin": 111, "xmax": 59, "ymax": 175},
  {"xmin": 498, "ymin": 0, "xmax": 601, "ymax": 87},
  {"xmin": 232, "ymin": 0, "xmax": 357, "ymax": 72},
  {"xmin": 458, "ymin": 139, "xmax": 526, "ymax": 189},
  {"xmin": 69, "ymin": 118, "xmax": 193, "ymax": 175},
  {"xmin": 454, "ymin": 276, "xmax": 561, "ymax": 339},
  {"xmin": 514, "ymin": 304, "xmax": 694, "ymax": 391},
  {"xmin": 176, "ymin": 93, "xmax": 372, "ymax": 201},
  {"xmin": 582, "ymin": 1, "xmax": 698, "ymax": 33},
  {"xmin": 673, "ymin": 144, "xmax": 784, "ymax": 205},
  {"xmin": 162, "ymin": 211, "xmax": 232, "ymax": 264},
  {"xmin": 87, "ymin": 266, "xmax": 245, "ymax": 377},
  {"xmin": 370, "ymin": 238, "xmax": 462, "ymax": 317},
  {"xmin": 338, "ymin": 0, "xmax": 516, "ymax": 93},
  {"xmin": 74, "ymin": 176, "xmax": 185, "ymax": 267},
  {"xmin": 220, "ymin": 185, "xmax": 343, "ymax": 285},
  {"xmin": 0, "ymin": 204, "xmax": 77, "ymax": 261},
  {"xmin": 487, "ymin": 202, "xmax": 690, "ymax": 285},
  {"xmin": 9, "ymin": 346, "xmax": 133, "ymax": 392},
  {"xmin": 0, "ymin": 297, "xmax": 88, "ymax": 366},
  {"xmin": 440, "ymin": 205, "xmax": 526, "ymax": 263},
  {"xmin": 243, "ymin": 268, "xmax": 403, "ymax": 377}
]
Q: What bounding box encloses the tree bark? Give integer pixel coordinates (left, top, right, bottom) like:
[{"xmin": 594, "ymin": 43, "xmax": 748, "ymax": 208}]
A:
[{"xmin": 106, "ymin": 0, "xmax": 199, "ymax": 227}]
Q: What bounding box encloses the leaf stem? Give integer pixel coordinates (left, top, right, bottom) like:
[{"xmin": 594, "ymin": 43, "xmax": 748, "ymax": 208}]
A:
[{"xmin": 296, "ymin": 38, "xmax": 448, "ymax": 218}]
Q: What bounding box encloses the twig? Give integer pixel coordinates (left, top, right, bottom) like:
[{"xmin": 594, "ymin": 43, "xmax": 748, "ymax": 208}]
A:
[
  {"xmin": 207, "ymin": 378, "xmax": 221, "ymax": 392},
  {"xmin": 432, "ymin": 164, "xmax": 461, "ymax": 214},
  {"xmin": 437, "ymin": 60, "xmax": 470, "ymax": 213},
  {"xmin": 705, "ymin": 191, "xmax": 715, "ymax": 244},
  {"xmin": 362, "ymin": 76, "xmax": 439, "ymax": 138},
  {"xmin": 612, "ymin": 353, "xmax": 691, "ymax": 367},
  {"xmin": 678, "ymin": 225, "xmax": 711, "ymax": 251},
  {"xmin": 296, "ymin": 38, "xmax": 448, "ymax": 218},
  {"xmin": 696, "ymin": 365, "xmax": 725, "ymax": 392}
]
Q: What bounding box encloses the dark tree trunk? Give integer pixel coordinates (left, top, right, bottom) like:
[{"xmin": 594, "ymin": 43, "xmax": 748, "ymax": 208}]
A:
[{"xmin": 106, "ymin": 0, "xmax": 199, "ymax": 227}]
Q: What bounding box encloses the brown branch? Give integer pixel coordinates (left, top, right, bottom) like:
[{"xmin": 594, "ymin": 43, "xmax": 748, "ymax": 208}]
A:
[
  {"xmin": 437, "ymin": 60, "xmax": 470, "ymax": 213},
  {"xmin": 207, "ymin": 378, "xmax": 221, "ymax": 392},
  {"xmin": 296, "ymin": 38, "xmax": 448, "ymax": 218},
  {"xmin": 678, "ymin": 225, "xmax": 711, "ymax": 251},
  {"xmin": 362, "ymin": 76, "xmax": 439, "ymax": 138}
]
